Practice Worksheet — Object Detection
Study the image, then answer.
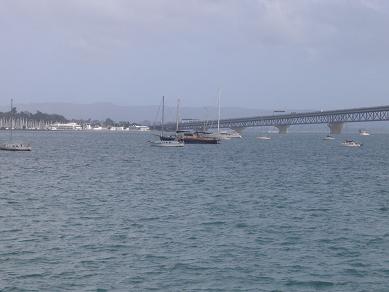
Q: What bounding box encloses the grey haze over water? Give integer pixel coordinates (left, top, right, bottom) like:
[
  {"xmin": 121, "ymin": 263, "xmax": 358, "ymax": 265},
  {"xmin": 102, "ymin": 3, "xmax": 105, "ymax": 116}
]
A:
[
  {"xmin": 1, "ymin": 131, "xmax": 389, "ymax": 291},
  {"xmin": 1, "ymin": 1, "xmax": 389, "ymax": 108}
]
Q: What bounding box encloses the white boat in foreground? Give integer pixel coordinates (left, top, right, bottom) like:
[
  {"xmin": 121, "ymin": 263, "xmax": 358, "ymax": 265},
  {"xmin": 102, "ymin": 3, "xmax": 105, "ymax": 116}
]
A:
[
  {"xmin": 256, "ymin": 136, "xmax": 271, "ymax": 140},
  {"xmin": 341, "ymin": 140, "xmax": 362, "ymax": 147}
]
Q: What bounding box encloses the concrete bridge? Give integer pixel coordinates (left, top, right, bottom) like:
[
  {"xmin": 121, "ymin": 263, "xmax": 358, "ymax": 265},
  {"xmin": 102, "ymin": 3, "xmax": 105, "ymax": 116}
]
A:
[{"xmin": 167, "ymin": 105, "xmax": 389, "ymax": 134}]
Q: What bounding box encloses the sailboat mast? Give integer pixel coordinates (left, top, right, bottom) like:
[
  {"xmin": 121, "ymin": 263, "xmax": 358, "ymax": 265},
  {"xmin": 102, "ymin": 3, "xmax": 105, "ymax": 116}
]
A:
[
  {"xmin": 10, "ymin": 98, "xmax": 13, "ymax": 142},
  {"xmin": 176, "ymin": 98, "xmax": 180, "ymax": 132},
  {"xmin": 161, "ymin": 96, "xmax": 165, "ymax": 137},
  {"xmin": 217, "ymin": 89, "xmax": 221, "ymax": 134}
]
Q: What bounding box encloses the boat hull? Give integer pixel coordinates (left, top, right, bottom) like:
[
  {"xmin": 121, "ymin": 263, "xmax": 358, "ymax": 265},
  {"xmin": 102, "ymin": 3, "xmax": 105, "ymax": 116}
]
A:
[
  {"xmin": 150, "ymin": 141, "xmax": 184, "ymax": 147},
  {"xmin": 256, "ymin": 136, "xmax": 271, "ymax": 140},
  {"xmin": 179, "ymin": 137, "xmax": 219, "ymax": 144},
  {"xmin": 341, "ymin": 141, "xmax": 362, "ymax": 147},
  {"xmin": 0, "ymin": 143, "xmax": 32, "ymax": 151}
]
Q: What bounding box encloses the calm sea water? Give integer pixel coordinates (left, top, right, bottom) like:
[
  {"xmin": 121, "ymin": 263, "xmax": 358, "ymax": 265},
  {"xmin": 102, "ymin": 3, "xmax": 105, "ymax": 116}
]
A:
[{"xmin": 0, "ymin": 131, "xmax": 388, "ymax": 291}]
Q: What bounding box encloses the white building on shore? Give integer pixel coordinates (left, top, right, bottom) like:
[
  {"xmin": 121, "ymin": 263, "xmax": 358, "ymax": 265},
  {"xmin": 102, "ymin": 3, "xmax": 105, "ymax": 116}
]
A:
[
  {"xmin": 128, "ymin": 125, "xmax": 150, "ymax": 131},
  {"xmin": 50, "ymin": 122, "xmax": 82, "ymax": 131},
  {"xmin": 48, "ymin": 122, "xmax": 150, "ymax": 132}
]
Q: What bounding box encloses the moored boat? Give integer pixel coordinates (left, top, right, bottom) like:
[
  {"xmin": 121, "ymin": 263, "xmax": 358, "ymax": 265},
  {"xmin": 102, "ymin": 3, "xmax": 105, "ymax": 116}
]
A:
[
  {"xmin": 0, "ymin": 99, "xmax": 32, "ymax": 152},
  {"xmin": 0, "ymin": 143, "xmax": 31, "ymax": 151},
  {"xmin": 341, "ymin": 140, "xmax": 362, "ymax": 147},
  {"xmin": 206, "ymin": 130, "xmax": 242, "ymax": 140},
  {"xmin": 323, "ymin": 135, "xmax": 335, "ymax": 140},
  {"xmin": 256, "ymin": 136, "xmax": 271, "ymax": 140},
  {"xmin": 176, "ymin": 130, "xmax": 220, "ymax": 144},
  {"xmin": 224, "ymin": 130, "xmax": 242, "ymax": 139},
  {"xmin": 150, "ymin": 140, "xmax": 184, "ymax": 147},
  {"xmin": 151, "ymin": 96, "xmax": 184, "ymax": 148},
  {"xmin": 359, "ymin": 129, "xmax": 370, "ymax": 136}
]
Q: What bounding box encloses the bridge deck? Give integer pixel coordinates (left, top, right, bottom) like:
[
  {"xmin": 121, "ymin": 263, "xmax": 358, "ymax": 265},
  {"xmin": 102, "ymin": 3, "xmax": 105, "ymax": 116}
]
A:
[{"xmin": 171, "ymin": 105, "xmax": 389, "ymax": 130}]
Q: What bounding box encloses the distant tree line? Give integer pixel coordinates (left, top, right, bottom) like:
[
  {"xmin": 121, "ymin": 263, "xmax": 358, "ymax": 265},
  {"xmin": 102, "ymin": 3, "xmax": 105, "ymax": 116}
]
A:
[
  {"xmin": 72, "ymin": 118, "xmax": 151, "ymax": 128},
  {"xmin": 0, "ymin": 108, "xmax": 68, "ymax": 123},
  {"xmin": 0, "ymin": 107, "xmax": 151, "ymax": 127}
]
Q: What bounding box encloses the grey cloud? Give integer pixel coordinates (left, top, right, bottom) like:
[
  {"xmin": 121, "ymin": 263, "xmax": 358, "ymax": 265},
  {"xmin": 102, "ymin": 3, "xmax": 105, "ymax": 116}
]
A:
[{"xmin": 0, "ymin": 0, "xmax": 388, "ymax": 109}]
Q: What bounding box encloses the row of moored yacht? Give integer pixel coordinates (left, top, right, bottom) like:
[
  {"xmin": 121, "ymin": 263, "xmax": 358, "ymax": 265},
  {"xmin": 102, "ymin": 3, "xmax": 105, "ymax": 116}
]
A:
[{"xmin": 150, "ymin": 95, "xmax": 242, "ymax": 147}]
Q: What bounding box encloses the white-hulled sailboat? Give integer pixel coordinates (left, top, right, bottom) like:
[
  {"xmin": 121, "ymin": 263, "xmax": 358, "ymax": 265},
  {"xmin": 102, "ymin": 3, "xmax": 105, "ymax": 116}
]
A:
[
  {"xmin": 150, "ymin": 96, "xmax": 184, "ymax": 147},
  {"xmin": 0, "ymin": 99, "xmax": 31, "ymax": 151},
  {"xmin": 206, "ymin": 89, "xmax": 241, "ymax": 140}
]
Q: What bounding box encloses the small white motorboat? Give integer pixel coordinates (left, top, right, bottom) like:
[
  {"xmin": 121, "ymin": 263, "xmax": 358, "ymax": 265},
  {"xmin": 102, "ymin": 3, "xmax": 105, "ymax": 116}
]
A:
[
  {"xmin": 341, "ymin": 140, "xmax": 362, "ymax": 147},
  {"xmin": 256, "ymin": 136, "xmax": 271, "ymax": 140},
  {"xmin": 359, "ymin": 129, "xmax": 370, "ymax": 136},
  {"xmin": 0, "ymin": 143, "xmax": 32, "ymax": 151},
  {"xmin": 150, "ymin": 140, "xmax": 184, "ymax": 147},
  {"xmin": 323, "ymin": 135, "xmax": 335, "ymax": 140}
]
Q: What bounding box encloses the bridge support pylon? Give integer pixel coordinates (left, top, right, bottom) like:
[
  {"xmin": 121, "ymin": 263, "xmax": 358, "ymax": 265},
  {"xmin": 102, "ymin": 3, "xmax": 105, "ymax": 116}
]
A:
[
  {"xmin": 328, "ymin": 122, "xmax": 344, "ymax": 135},
  {"xmin": 276, "ymin": 125, "xmax": 289, "ymax": 134}
]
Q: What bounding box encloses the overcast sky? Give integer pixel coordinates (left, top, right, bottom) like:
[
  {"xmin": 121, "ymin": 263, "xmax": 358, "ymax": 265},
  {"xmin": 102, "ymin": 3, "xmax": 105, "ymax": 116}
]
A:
[{"xmin": 0, "ymin": 0, "xmax": 388, "ymax": 109}]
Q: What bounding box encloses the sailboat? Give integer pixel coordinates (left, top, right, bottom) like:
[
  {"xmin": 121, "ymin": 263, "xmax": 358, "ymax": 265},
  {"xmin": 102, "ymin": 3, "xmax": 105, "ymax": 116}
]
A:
[
  {"xmin": 0, "ymin": 99, "xmax": 31, "ymax": 151},
  {"xmin": 175, "ymin": 98, "xmax": 220, "ymax": 144},
  {"xmin": 323, "ymin": 135, "xmax": 335, "ymax": 140},
  {"xmin": 206, "ymin": 89, "xmax": 240, "ymax": 140},
  {"xmin": 159, "ymin": 97, "xmax": 181, "ymax": 141},
  {"xmin": 359, "ymin": 129, "xmax": 370, "ymax": 136},
  {"xmin": 151, "ymin": 96, "xmax": 184, "ymax": 147}
]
